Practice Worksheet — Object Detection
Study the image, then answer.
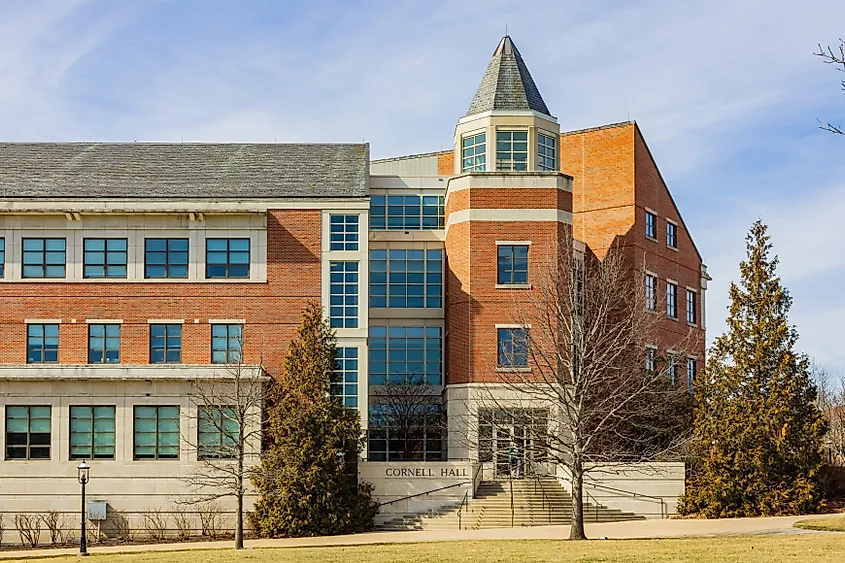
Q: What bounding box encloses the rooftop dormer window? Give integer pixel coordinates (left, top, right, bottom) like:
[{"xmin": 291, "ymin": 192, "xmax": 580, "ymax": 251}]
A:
[
  {"xmin": 462, "ymin": 133, "xmax": 486, "ymax": 172},
  {"xmin": 496, "ymin": 131, "xmax": 528, "ymax": 171}
]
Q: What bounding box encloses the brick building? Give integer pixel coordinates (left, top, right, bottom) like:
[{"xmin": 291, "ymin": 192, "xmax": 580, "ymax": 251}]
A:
[{"xmin": 0, "ymin": 36, "xmax": 706, "ymax": 530}]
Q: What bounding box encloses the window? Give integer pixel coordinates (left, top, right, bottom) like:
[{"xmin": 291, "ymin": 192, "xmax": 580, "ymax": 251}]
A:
[
  {"xmin": 370, "ymin": 249, "xmax": 442, "ymax": 308},
  {"xmin": 667, "ymin": 282, "xmax": 677, "ymax": 319},
  {"xmin": 370, "ymin": 195, "xmax": 445, "ymax": 230},
  {"xmin": 686, "ymin": 289, "xmax": 697, "ymax": 325},
  {"xmin": 497, "ymin": 328, "xmax": 529, "ymax": 369},
  {"xmin": 645, "ymin": 347, "xmax": 657, "ymax": 372},
  {"xmin": 212, "ymin": 324, "xmax": 242, "ymax": 364},
  {"xmin": 461, "ymin": 133, "xmax": 486, "ymax": 172},
  {"xmin": 478, "ymin": 408, "xmax": 548, "ymax": 464},
  {"xmin": 368, "ymin": 401, "xmax": 443, "ymax": 462},
  {"xmin": 668, "ymin": 358, "xmax": 677, "ymax": 386},
  {"xmin": 645, "ymin": 211, "xmax": 656, "ymax": 240},
  {"xmin": 134, "ymin": 406, "xmax": 179, "ymax": 460},
  {"xmin": 330, "ymin": 215, "xmax": 359, "ymax": 251},
  {"xmin": 329, "ymin": 261, "xmax": 359, "ymax": 328},
  {"xmin": 331, "ymin": 347, "xmax": 359, "ymax": 409},
  {"xmin": 83, "ymin": 238, "xmax": 128, "ymax": 278},
  {"xmin": 88, "ymin": 324, "xmax": 120, "ymax": 364},
  {"xmin": 27, "ymin": 324, "xmax": 59, "ymax": 364},
  {"xmin": 687, "ymin": 358, "xmax": 697, "ymax": 391},
  {"xmin": 198, "ymin": 406, "xmax": 238, "ymax": 460},
  {"xmin": 70, "ymin": 406, "xmax": 116, "ymax": 460},
  {"xmin": 0, "ymin": 237, "xmax": 5, "ymax": 278},
  {"xmin": 538, "ymin": 133, "xmax": 557, "ymax": 171},
  {"xmin": 150, "ymin": 324, "xmax": 182, "ymax": 363},
  {"xmin": 496, "ymin": 131, "xmax": 528, "ymax": 171},
  {"xmin": 667, "ymin": 222, "xmax": 677, "ymax": 249},
  {"xmin": 369, "ymin": 326, "xmax": 442, "ymax": 386},
  {"xmin": 145, "ymin": 238, "xmax": 188, "ymax": 278},
  {"xmin": 22, "ymin": 238, "xmax": 66, "ymax": 278},
  {"xmin": 645, "ymin": 274, "xmax": 657, "ymax": 311},
  {"xmin": 206, "ymin": 239, "xmax": 250, "ymax": 279},
  {"xmin": 5, "ymin": 406, "xmax": 51, "ymax": 460},
  {"xmin": 497, "ymin": 245, "xmax": 529, "ymax": 285}
]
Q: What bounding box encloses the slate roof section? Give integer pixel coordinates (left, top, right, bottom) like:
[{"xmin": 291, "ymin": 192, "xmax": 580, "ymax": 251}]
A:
[
  {"xmin": 0, "ymin": 143, "xmax": 369, "ymax": 198},
  {"xmin": 465, "ymin": 36, "xmax": 551, "ymax": 118}
]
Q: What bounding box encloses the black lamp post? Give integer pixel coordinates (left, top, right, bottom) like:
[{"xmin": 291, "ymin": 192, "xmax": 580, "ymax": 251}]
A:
[{"xmin": 77, "ymin": 461, "xmax": 90, "ymax": 557}]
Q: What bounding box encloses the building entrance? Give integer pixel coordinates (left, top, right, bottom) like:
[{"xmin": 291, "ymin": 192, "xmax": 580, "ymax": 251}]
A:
[{"xmin": 479, "ymin": 408, "xmax": 549, "ymax": 480}]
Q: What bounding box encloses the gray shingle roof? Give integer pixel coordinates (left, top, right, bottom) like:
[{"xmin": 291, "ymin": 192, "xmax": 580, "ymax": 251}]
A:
[
  {"xmin": 0, "ymin": 143, "xmax": 369, "ymax": 198},
  {"xmin": 466, "ymin": 36, "xmax": 551, "ymax": 117}
]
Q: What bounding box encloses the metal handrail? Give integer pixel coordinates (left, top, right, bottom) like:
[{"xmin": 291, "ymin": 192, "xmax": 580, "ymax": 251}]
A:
[
  {"xmin": 533, "ymin": 474, "xmax": 554, "ymax": 524},
  {"xmin": 456, "ymin": 490, "xmax": 469, "ymax": 530},
  {"xmin": 584, "ymin": 482, "xmax": 667, "ymax": 519},
  {"xmin": 377, "ymin": 481, "xmax": 471, "ymax": 507}
]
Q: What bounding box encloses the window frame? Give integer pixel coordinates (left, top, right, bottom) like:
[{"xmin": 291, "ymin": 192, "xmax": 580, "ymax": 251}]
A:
[
  {"xmin": 461, "ymin": 132, "xmax": 487, "ymax": 172},
  {"xmin": 368, "ymin": 326, "xmax": 443, "ymax": 386},
  {"xmin": 133, "ymin": 405, "xmax": 180, "ymax": 460},
  {"xmin": 149, "ymin": 324, "xmax": 182, "ymax": 364},
  {"xmin": 645, "ymin": 346, "xmax": 657, "ymax": 373},
  {"xmin": 26, "ymin": 323, "xmax": 59, "ymax": 364},
  {"xmin": 666, "ymin": 221, "xmax": 678, "ymax": 249},
  {"xmin": 645, "ymin": 211, "xmax": 657, "ymax": 240},
  {"xmin": 687, "ymin": 357, "xmax": 697, "ymax": 391},
  {"xmin": 0, "ymin": 237, "xmax": 5, "ymax": 278},
  {"xmin": 88, "ymin": 323, "xmax": 121, "ymax": 364},
  {"xmin": 497, "ymin": 327, "xmax": 529, "ymax": 369},
  {"xmin": 331, "ymin": 347, "xmax": 359, "ymax": 409},
  {"xmin": 5, "ymin": 405, "xmax": 51, "ymax": 460},
  {"xmin": 645, "ymin": 274, "xmax": 657, "ymax": 311},
  {"xmin": 369, "ymin": 249, "xmax": 443, "ymax": 309},
  {"xmin": 537, "ymin": 132, "xmax": 557, "ymax": 171},
  {"xmin": 22, "ymin": 237, "xmax": 66, "ymax": 279},
  {"xmin": 83, "ymin": 238, "xmax": 128, "ymax": 279},
  {"xmin": 211, "ymin": 324, "xmax": 243, "ymax": 364},
  {"xmin": 144, "ymin": 238, "xmax": 189, "ymax": 279},
  {"xmin": 666, "ymin": 282, "xmax": 678, "ymax": 319},
  {"xmin": 370, "ymin": 194, "xmax": 445, "ymax": 231},
  {"xmin": 197, "ymin": 405, "xmax": 239, "ymax": 460},
  {"xmin": 329, "ymin": 261, "xmax": 359, "ymax": 328},
  {"xmin": 329, "ymin": 215, "xmax": 360, "ymax": 251},
  {"xmin": 497, "ymin": 244, "xmax": 529, "ymax": 285},
  {"xmin": 69, "ymin": 405, "xmax": 116, "ymax": 460},
  {"xmin": 496, "ymin": 130, "xmax": 529, "ymax": 171},
  {"xmin": 205, "ymin": 238, "xmax": 250, "ymax": 279},
  {"xmin": 686, "ymin": 289, "xmax": 697, "ymax": 325}
]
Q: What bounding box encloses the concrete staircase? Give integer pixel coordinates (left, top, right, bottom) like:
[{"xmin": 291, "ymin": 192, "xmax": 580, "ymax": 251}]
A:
[{"xmin": 376, "ymin": 477, "xmax": 645, "ymax": 530}]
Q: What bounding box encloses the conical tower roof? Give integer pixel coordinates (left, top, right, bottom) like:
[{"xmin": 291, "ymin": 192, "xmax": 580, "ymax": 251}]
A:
[{"xmin": 465, "ymin": 36, "xmax": 551, "ymax": 117}]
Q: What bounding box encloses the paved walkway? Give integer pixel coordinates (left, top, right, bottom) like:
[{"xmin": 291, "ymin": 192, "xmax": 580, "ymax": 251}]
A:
[{"xmin": 0, "ymin": 514, "xmax": 836, "ymax": 559}]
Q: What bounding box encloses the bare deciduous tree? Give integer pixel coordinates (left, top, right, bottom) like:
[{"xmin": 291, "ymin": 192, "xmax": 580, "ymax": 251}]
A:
[
  {"xmin": 180, "ymin": 351, "xmax": 267, "ymax": 550},
  {"xmin": 369, "ymin": 373, "xmax": 443, "ymax": 461},
  {"xmin": 483, "ymin": 239, "xmax": 695, "ymax": 539},
  {"xmin": 815, "ymin": 39, "xmax": 845, "ymax": 135},
  {"xmin": 813, "ymin": 363, "xmax": 845, "ymax": 464}
]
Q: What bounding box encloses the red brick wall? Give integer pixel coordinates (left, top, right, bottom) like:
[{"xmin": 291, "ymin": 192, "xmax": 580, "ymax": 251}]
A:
[
  {"xmin": 437, "ymin": 152, "xmax": 454, "ymax": 175},
  {"xmin": 0, "ymin": 209, "xmax": 322, "ymax": 380}
]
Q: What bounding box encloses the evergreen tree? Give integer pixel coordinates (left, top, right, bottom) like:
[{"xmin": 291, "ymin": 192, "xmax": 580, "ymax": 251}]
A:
[
  {"xmin": 679, "ymin": 220, "xmax": 827, "ymax": 517},
  {"xmin": 250, "ymin": 302, "xmax": 377, "ymax": 537}
]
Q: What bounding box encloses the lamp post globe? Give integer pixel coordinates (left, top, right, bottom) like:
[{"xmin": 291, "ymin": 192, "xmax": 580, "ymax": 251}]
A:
[{"xmin": 77, "ymin": 461, "xmax": 90, "ymax": 557}]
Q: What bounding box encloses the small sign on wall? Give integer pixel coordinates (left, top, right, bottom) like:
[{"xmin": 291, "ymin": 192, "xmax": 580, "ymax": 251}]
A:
[{"xmin": 87, "ymin": 501, "xmax": 107, "ymax": 521}]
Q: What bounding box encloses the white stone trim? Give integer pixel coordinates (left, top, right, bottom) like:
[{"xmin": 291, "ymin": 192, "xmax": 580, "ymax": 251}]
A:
[
  {"xmin": 457, "ymin": 109, "xmax": 559, "ymax": 125},
  {"xmin": 85, "ymin": 319, "xmax": 123, "ymax": 324},
  {"xmin": 0, "ymin": 198, "xmax": 369, "ymax": 214},
  {"xmin": 495, "ymin": 323, "xmax": 532, "ymax": 329},
  {"xmin": 24, "ymin": 318, "xmax": 61, "ymax": 324},
  {"xmin": 208, "ymin": 319, "xmax": 246, "ymax": 324},
  {"xmin": 495, "ymin": 240, "xmax": 532, "ymax": 246},
  {"xmin": 644, "ymin": 207, "xmax": 658, "ymax": 216},
  {"xmin": 686, "ymin": 286, "xmax": 698, "ymax": 293},
  {"xmin": 146, "ymin": 319, "xmax": 185, "ymax": 324},
  {"xmin": 666, "ymin": 278, "xmax": 678, "ymax": 285},
  {"xmin": 666, "ymin": 217, "xmax": 679, "ymax": 226}
]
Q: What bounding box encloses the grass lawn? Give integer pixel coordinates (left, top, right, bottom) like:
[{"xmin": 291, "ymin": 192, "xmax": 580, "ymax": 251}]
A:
[
  {"xmin": 8, "ymin": 536, "xmax": 845, "ymax": 563},
  {"xmin": 794, "ymin": 514, "xmax": 845, "ymax": 532}
]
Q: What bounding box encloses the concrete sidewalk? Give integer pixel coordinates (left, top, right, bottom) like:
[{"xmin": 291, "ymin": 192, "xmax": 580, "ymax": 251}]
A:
[{"xmin": 0, "ymin": 514, "xmax": 834, "ymax": 560}]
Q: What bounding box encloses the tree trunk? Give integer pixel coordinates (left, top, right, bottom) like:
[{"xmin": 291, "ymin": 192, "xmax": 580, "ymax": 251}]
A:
[
  {"xmin": 569, "ymin": 460, "xmax": 586, "ymax": 540},
  {"xmin": 235, "ymin": 492, "xmax": 244, "ymax": 549}
]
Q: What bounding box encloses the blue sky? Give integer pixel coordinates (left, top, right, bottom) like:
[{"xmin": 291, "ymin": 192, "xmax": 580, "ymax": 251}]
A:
[{"xmin": 2, "ymin": 0, "xmax": 844, "ymax": 372}]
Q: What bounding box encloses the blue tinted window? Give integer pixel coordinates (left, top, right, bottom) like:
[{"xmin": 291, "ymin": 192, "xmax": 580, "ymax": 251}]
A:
[
  {"xmin": 145, "ymin": 239, "xmax": 189, "ymax": 278},
  {"xmin": 497, "ymin": 245, "xmax": 529, "ymax": 284},
  {"xmin": 150, "ymin": 324, "xmax": 182, "ymax": 363},
  {"xmin": 462, "ymin": 133, "xmax": 486, "ymax": 172},
  {"xmin": 88, "ymin": 324, "xmax": 120, "ymax": 364},
  {"xmin": 329, "ymin": 261, "xmax": 358, "ymax": 328},
  {"xmin": 212, "ymin": 324, "xmax": 242, "ymax": 363},
  {"xmin": 134, "ymin": 406, "xmax": 179, "ymax": 460},
  {"xmin": 646, "ymin": 211, "xmax": 656, "ymax": 239},
  {"xmin": 0, "ymin": 238, "xmax": 5, "ymax": 278},
  {"xmin": 84, "ymin": 238, "xmax": 128, "ymax": 278},
  {"xmin": 27, "ymin": 324, "xmax": 59, "ymax": 364},
  {"xmin": 22, "ymin": 238, "xmax": 66, "ymax": 278},
  {"xmin": 368, "ymin": 326, "xmax": 442, "ymax": 386},
  {"xmin": 206, "ymin": 239, "xmax": 250, "ymax": 279},
  {"xmin": 370, "ymin": 249, "xmax": 442, "ymax": 308},
  {"xmin": 370, "ymin": 194, "xmax": 444, "ymax": 231},
  {"xmin": 330, "ymin": 215, "xmax": 359, "ymax": 251},
  {"xmin": 497, "ymin": 328, "xmax": 528, "ymax": 368},
  {"xmin": 331, "ymin": 347, "xmax": 359, "ymax": 409}
]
